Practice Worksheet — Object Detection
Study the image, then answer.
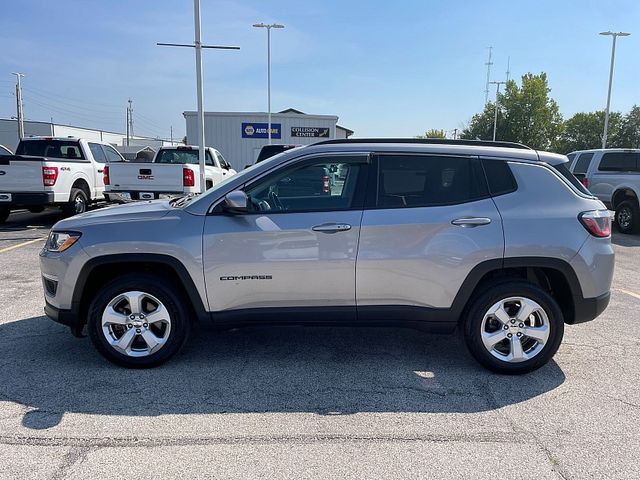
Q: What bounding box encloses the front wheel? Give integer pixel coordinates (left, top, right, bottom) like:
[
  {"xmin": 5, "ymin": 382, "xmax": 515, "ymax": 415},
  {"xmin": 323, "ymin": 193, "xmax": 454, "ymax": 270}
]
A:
[
  {"xmin": 87, "ymin": 274, "xmax": 191, "ymax": 368},
  {"xmin": 464, "ymin": 282, "xmax": 564, "ymax": 374},
  {"xmin": 615, "ymin": 200, "xmax": 639, "ymax": 234}
]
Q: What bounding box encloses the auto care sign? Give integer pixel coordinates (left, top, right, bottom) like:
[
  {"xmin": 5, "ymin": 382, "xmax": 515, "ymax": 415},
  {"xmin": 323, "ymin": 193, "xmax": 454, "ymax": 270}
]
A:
[
  {"xmin": 291, "ymin": 127, "xmax": 330, "ymax": 138},
  {"xmin": 242, "ymin": 123, "xmax": 281, "ymax": 139}
]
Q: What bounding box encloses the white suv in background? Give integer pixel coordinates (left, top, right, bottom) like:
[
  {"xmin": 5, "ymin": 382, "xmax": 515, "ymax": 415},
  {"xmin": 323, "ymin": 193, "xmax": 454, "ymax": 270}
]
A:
[{"xmin": 568, "ymin": 149, "xmax": 640, "ymax": 234}]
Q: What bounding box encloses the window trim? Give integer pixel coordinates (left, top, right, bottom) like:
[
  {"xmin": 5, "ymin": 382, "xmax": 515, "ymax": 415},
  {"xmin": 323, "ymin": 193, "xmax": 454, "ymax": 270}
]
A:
[
  {"xmin": 364, "ymin": 152, "xmax": 491, "ymax": 210},
  {"xmin": 208, "ymin": 152, "xmax": 372, "ymax": 216}
]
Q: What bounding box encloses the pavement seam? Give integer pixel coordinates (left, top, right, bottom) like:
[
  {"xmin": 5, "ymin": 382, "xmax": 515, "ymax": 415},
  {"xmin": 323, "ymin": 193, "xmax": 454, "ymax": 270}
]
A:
[{"xmin": 0, "ymin": 432, "xmax": 532, "ymax": 449}]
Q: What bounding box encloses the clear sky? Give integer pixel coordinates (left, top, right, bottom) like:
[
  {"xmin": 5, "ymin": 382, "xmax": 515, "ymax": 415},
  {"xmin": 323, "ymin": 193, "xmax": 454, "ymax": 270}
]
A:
[{"xmin": 1, "ymin": 0, "xmax": 638, "ymax": 140}]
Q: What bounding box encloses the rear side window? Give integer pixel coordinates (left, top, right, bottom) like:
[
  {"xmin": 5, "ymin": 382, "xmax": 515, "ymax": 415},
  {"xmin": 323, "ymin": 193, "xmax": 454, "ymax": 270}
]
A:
[
  {"xmin": 482, "ymin": 160, "xmax": 517, "ymax": 196},
  {"xmin": 598, "ymin": 152, "xmax": 640, "ymax": 172},
  {"xmin": 16, "ymin": 140, "xmax": 85, "ymax": 160},
  {"xmin": 553, "ymin": 162, "xmax": 591, "ymax": 195},
  {"xmin": 572, "ymin": 153, "xmax": 594, "ymax": 174},
  {"xmin": 88, "ymin": 143, "xmax": 107, "ymax": 163},
  {"xmin": 375, "ymin": 155, "xmax": 488, "ymax": 208}
]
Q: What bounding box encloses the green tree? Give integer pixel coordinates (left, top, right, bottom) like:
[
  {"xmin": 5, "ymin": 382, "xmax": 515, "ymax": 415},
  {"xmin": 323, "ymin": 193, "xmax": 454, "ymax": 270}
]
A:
[
  {"xmin": 461, "ymin": 73, "xmax": 563, "ymax": 150},
  {"xmin": 618, "ymin": 105, "xmax": 640, "ymax": 148},
  {"xmin": 553, "ymin": 111, "xmax": 622, "ymax": 154},
  {"xmin": 417, "ymin": 129, "xmax": 446, "ymax": 139}
]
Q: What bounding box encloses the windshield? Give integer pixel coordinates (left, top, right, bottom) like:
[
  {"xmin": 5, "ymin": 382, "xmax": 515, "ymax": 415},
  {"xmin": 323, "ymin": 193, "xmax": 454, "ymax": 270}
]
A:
[
  {"xmin": 16, "ymin": 140, "xmax": 85, "ymax": 160},
  {"xmin": 178, "ymin": 148, "xmax": 299, "ymax": 209}
]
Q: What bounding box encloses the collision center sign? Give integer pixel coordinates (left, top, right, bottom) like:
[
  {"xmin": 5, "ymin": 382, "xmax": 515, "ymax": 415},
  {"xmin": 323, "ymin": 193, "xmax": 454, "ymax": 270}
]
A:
[
  {"xmin": 291, "ymin": 126, "xmax": 330, "ymax": 138},
  {"xmin": 242, "ymin": 122, "xmax": 281, "ymax": 139}
]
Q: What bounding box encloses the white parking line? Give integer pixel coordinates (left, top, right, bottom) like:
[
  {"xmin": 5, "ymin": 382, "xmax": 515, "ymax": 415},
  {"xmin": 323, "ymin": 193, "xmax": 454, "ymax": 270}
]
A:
[
  {"xmin": 617, "ymin": 288, "xmax": 640, "ymax": 301},
  {"xmin": 0, "ymin": 237, "xmax": 46, "ymax": 254}
]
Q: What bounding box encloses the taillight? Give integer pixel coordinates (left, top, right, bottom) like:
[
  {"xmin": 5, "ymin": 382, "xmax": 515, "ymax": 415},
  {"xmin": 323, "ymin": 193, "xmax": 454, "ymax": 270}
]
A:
[
  {"xmin": 579, "ymin": 210, "xmax": 611, "ymax": 237},
  {"xmin": 582, "ymin": 177, "xmax": 589, "ymax": 189},
  {"xmin": 322, "ymin": 175, "xmax": 330, "ymax": 194},
  {"xmin": 103, "ymin": 166, "xmax": 110, "ymax": 185},
  {"xmin": 42, "ymin": 166, "xmax": 59, "ymax": 186},
  {"xmin": 183, "ymin": 168, "xmax": 195, "ymax": 187}
]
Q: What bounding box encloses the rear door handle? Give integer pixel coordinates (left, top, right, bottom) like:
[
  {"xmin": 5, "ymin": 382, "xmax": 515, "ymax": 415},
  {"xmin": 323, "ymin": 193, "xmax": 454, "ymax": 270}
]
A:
[
  {"xmin": 312, "ymin": 223, "xmax": 352, "ymax": 233},
  {"xmin": 451, "ymin": 217, "xmax": 491, "ymax": 227},
  {"xmin": 97, "ymin": 169, "xmax": 104, "ymax": 173}
]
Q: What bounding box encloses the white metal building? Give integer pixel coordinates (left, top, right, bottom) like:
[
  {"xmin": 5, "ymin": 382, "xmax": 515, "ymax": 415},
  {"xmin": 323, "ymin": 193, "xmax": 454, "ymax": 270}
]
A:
[
  {"xmin": 184, "ymin": 108, "xmax": 354, "ymax": 170},
  {"xmin": 0, "ymin": 118, "xmax": 175, "ymax": 152}
]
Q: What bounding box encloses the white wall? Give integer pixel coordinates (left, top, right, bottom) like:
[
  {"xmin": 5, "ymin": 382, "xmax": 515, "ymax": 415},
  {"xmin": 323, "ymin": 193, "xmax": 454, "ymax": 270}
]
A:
[
  {"xmin": 0, "ymin": 120, "xmax": 53, "ymax": 151},
  {"xmin": 185, "ymin": 111, "xmax": 340, "ymax": 171}
]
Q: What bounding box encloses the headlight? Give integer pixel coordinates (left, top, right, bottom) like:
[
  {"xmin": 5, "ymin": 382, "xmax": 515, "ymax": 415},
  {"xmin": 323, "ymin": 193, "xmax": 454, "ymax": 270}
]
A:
[{"xmin": 45, "ymin": 231, "xmax": 82, "ymax": 253}]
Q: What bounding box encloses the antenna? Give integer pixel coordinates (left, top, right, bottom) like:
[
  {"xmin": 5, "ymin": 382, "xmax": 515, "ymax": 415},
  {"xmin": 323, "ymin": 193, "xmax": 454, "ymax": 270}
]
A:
[{"xmin": 484, "ymin": 46, "xmax": 493, "ymax": 105}]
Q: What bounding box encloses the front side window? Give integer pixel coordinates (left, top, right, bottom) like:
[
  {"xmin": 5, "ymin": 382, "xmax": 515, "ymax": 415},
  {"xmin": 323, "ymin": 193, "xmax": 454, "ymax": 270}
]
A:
[
  {"xmin": 375, "ymin": 155, "xmax": 488, "ymax": 208},
  {"xmin": 598, "ymin": 152, "xmax": 639, "ymax": 172},
  {"xmin": 244, "ymin": 156, "xmax": 365, "ymax": 213},
  {"xmin": 88, "ymin": 143, "xmax": 107, "ymax": 163},
  {"xmin": 104, "ymin": 145, "xmax": 124, "ymax": 163}
]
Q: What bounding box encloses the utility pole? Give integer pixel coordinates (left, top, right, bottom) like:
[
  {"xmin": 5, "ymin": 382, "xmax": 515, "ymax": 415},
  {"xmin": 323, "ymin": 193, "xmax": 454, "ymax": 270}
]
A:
[
  {"xmin": 128, "ymin": 98, "xmax": 134, "ymax": 140},
  {"xmin": 170, "ymin": 125, "xmax": 173, "ymax": 144},
  {"xmin": 484, "ymin": 47, "xmax": 493, "ymax": 105},
  {"xmin": 12, "ymin": 73, "xmax": 25, "ymax": 140},
  {"xmin": 599, "ymin": 31, "xmax": 631, "ymax": 148},
  {"xmin": 126, "ymin": 104, "xmax": 130, "ymax": 146},
  {"xmin": 506, "ymin": 56, "xmax": 511, "ymax": 83},
  {"xmin": 489, "ymin": 81, "xmax": 507, "ymax": 141},
  {"xmin": 157, "ymin": 0, "xmax": 240, "ymax": 193},
  {"xmin": 452, "ymin": 128, "xmax": 458, "ymax": 140}
]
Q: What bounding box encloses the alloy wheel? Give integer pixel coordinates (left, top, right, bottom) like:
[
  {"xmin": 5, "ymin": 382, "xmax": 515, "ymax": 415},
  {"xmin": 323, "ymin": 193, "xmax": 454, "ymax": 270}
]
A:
[
  {"xmin": 480, "ymin": 296, "xmax": 550, "ymax": 363},
  {"xmin": 101, "ymin": 291, "xmax": 172, "ymax": 357}
]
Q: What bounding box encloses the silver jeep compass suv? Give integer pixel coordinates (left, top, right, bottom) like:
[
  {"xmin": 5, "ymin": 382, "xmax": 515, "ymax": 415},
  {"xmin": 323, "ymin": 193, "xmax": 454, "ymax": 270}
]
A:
[{"xmin": 40, "ymin": 139, "xmax": 614, "ymax": 374}]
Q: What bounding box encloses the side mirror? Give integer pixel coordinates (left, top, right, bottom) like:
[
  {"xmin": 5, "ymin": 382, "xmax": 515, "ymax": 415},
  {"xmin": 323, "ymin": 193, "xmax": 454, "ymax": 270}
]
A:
[{"xmin": 223, "ymin": 190, "xmax": 248, "ymax": 214}]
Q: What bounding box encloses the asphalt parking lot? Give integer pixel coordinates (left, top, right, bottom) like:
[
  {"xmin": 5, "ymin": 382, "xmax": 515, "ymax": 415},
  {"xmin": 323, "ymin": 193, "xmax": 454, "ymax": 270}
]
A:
[{"xmin": 1, "ymin": 207, "xmax": 639, "ymax": 479}]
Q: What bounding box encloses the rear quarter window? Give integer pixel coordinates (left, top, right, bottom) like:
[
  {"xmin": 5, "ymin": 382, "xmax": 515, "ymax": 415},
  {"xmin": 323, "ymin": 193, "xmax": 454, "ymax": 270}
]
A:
[
  {"xmin": 597, "ymin": 152, "xmax": 640, "ymax": 172},
  {"xmin": 572, "ymin": 153, "xmax": 594, "ymax": 175},
  {"xmin": 553, "ymin": 162, "xmax": 592, "ymax": 195},
  {"xmin": 482, "ymin": 160, "xmax": 517, "ymax": 196}
]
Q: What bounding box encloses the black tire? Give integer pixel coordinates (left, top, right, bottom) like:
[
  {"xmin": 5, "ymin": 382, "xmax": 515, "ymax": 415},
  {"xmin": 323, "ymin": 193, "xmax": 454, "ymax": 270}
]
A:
[
  {"xmin": 27, "ymin": 206, "xmax": 45, "ymax": 214},
  {"xmin": 463, "ymin": 281, "xmax": 564, "ymax": 375},
  {"xmin": 64, "ymin": 188, "xmax": 89, "ymax": 216},
  {"xmin": 0, "ymin": 206, "xmax": 9, "ymax": 224},
  {"xmin": 87, "ymin": 273, "xmax": 191, "ymax": 368},
  {"xmin": 615, "ymin": 200, "xmax": 640, "ymax": 234}
]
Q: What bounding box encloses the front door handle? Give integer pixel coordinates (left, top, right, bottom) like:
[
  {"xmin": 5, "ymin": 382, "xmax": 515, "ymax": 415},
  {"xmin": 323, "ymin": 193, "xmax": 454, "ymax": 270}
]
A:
[
  {"xmin": 451, "ymin": 217, "xmax": 491, "ymax": 227},
  {"xmin": 312, "ymin": 223, "xmax": 352, "ymax": 233}
]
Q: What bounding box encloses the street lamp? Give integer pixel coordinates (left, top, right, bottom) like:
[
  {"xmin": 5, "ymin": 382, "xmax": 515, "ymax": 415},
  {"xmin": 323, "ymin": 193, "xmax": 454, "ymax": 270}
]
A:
[
  {"xmin": 599, "ymin": 31, "xmax": 630, "ymax": 149},
  {"xmin": 253, "ymin": 22, "xmax": 285, "ymax": 145},
  {"xmin": 489, "ymin": 81, "xmax": 506, "ymax": 141}
]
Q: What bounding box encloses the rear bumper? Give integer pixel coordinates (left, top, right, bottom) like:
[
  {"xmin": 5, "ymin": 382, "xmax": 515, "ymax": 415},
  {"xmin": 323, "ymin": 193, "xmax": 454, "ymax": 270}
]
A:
[
  {"xmin": 0, "ymin": 191, "xmax": 55, "ymax": 207},
  {"xmin": 570, "ymin": 291, "xmax": 611, "ymax": 324},
  {"xmin": 105, "ymin": 191, "xmax": 183, "ymax": 203}
]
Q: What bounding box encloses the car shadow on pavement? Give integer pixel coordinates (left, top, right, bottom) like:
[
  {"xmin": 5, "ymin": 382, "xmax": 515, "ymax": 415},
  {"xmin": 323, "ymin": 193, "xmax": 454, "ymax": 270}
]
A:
[
  {"xmin": 0, "ymin": 316, "xmax": 566, "ymax": 430},
  {"xmin": 611, "ymin": 231, "xmax": 640, "ymax": 247}
]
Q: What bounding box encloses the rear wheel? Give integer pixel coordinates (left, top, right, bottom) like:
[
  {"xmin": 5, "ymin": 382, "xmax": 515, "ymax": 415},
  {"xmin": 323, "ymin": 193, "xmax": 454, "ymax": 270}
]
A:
[
  {"xmin": 0, "ymin": 206, "xmax": 9, "ymax": 224},
  {"xmin": 64, "ymin": 188, "xmax": 88, "ymax": 216},
  {"xmin": 615, "ymin": 200, "xmax": 639, "ymax": 234},
  {"xmin": 87, "ymin": 274, "xmax": 191, "ymax": 368},
  {"xmin": 464, "ymin": 282, "xmax": 564, "ymax": 374}
]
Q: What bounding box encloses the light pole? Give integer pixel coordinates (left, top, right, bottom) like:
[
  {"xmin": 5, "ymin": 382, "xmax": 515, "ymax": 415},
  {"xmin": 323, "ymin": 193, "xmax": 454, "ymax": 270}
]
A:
[
  {"xmin": 489, "ymin": 81, "xmax": 506, "ymax": 141},
  {"xmin": 158, "ymin": 0, "xmax": 239, "ymax": 193},
  {"xmin": 600, "ymin": 31, "xmax": 630, "ymax": 149},
  {"xmin": 253, "ymin": 22, "xmax": 284, "ymax": 145},
  {"xmin": 11, "ymin": 73, "xmax": 25, "ymax": 140}
]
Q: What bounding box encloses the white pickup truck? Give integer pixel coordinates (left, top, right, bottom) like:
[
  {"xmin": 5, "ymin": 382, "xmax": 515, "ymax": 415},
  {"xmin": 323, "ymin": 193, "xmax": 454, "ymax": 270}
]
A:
[
  {"xmin": 104, "ymin": 145, "xmax": 236, "ymax": 202},
  {"xmin": 0, "ymin": 137, "xmax": 124, "ymax": 223}
]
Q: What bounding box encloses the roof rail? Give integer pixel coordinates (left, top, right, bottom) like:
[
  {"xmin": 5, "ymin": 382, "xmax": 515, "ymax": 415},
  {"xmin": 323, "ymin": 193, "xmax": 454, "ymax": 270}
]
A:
[{"xmin": 313, "ymin": 138, "xmax": 533, "ymax": 150}]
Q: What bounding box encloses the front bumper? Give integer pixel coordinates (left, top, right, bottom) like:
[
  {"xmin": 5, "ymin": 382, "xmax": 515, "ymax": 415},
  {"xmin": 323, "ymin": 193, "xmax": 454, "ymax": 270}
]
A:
[
  {"xmin": 0, "ymin": 191, "xmax": 55, "ymax": 207},
  {"xmin": 570, "ymin": 291, "xmax": 611, "ymax": 324}
]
